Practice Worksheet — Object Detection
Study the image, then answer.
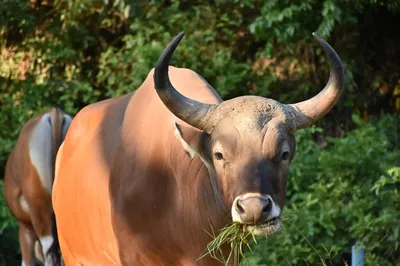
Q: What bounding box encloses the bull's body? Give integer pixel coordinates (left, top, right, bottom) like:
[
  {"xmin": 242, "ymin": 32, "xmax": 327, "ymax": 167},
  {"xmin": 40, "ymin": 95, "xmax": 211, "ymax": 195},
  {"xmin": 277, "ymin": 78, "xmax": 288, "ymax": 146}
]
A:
[
  {"xmin": 5, "ymin": 107, "xmax": 71, "ymax": 266},
  {"xmin": 53, "ymin": 68, "xmax": 226, "ymax": 265},
  {"xmin": 53, "ymin": 32, "xmax": 344, "ymax": 266}
]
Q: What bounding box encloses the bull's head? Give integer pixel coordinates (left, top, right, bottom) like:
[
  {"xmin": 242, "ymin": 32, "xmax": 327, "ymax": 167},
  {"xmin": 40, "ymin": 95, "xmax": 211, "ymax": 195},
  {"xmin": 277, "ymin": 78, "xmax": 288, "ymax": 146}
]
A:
[{"xmin": 153, "ymin": 32, "xmax": 344, "ymax": 236}]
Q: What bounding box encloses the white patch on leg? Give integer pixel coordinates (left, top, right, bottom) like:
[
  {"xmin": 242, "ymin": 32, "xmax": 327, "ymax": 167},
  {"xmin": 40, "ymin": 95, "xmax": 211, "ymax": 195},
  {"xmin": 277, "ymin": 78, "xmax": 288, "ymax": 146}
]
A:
[
  {"xmin": 20, "ymin": 196, "xmax": 30, "ymax": 214},
  {"xmin": 21, "ymin": 261, "xmax": 29, "ymax": 266},
  {"xmin": 29, "ymin": 114, "xmax": 54, "ymax": 193},
  {"xmin": 35, "ymin": 240, "xmax": 44, "ymax": 263},
  {"xmin": 40, "ymin": 236, "xmax": 54, "ymax": 266},
  {"xmin": 24, "ymin": 230, "xmax": 33, "ymax": 246}
]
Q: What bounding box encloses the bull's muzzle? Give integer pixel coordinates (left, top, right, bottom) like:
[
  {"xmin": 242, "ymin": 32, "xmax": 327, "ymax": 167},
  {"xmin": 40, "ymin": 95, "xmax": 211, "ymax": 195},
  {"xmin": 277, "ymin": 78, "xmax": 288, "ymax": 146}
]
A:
[{"xmin": 231, "ymin": 193, "xmax": 280, "ymax": 225}]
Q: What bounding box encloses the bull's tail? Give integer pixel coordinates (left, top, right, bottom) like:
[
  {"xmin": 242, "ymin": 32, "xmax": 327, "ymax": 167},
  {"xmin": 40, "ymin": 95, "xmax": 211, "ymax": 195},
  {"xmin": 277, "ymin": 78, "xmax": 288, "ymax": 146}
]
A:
[{"xmin": 47, "ymin": 212, "xmax": 62, "ymax": 265}]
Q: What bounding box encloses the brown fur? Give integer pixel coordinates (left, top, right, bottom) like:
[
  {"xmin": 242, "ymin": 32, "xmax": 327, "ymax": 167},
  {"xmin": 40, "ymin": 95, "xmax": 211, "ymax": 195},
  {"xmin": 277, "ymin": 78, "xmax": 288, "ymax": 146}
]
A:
[
  {"xmin": 53, "ymin": 68, "xmax": 236, "ymax": 265},
  {"xmin": 4, "ymin": 107, "xmax": 71, "ymax": 266},
  {"xmin": 53, "ymin": 67, "xmax": 299, "ymax": 266},
  {"xmin": 53, "ymin": 32, "xmax": 343, "ymax": 266},
  {"xmin": 53, "ymin": 63, "xmax": 339, "ymax": 265}
]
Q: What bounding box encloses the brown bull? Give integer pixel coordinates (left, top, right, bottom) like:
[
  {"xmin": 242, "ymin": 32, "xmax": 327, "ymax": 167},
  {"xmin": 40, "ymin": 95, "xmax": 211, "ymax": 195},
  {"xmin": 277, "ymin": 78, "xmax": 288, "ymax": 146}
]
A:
[
  {"xmin": 4, "ymin": 107, "xmax": 72, "ymax": 266},
  {"xmin": 53, "ymin": 32, "xmax": 344, "ymax": 265}
]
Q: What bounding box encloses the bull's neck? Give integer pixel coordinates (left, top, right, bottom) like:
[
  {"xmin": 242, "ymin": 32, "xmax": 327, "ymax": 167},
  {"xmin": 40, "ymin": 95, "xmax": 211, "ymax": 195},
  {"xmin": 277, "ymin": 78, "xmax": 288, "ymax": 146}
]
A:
[
  {"xmin": 111, "ymin": 120, "xmax": 233, "ymax": 264},
  {"xmin": 169, "ymin": 142, "xmax": 230, "ymax": 226},
  {"xmin": 167, "ymin": 145, "xmax": 232, "ymax": 261}
]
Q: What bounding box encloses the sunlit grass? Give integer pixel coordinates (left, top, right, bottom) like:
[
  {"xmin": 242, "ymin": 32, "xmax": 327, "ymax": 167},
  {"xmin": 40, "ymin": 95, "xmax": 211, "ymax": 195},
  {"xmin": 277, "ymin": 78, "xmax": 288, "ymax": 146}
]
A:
[{"xmin": 197, "ymin": 222, "xmax": 256, "ymax": 266}]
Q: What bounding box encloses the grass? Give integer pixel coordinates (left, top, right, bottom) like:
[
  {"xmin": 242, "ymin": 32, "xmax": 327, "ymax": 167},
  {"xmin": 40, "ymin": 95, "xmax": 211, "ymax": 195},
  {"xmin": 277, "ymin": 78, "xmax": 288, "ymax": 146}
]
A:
[
  {"xmin": 197, "ymin": 222, "xmax": 256, "ymax": 266},
  {"xmin": 198, "ymin": 213, "xmax": 353, "ymax": 266}
]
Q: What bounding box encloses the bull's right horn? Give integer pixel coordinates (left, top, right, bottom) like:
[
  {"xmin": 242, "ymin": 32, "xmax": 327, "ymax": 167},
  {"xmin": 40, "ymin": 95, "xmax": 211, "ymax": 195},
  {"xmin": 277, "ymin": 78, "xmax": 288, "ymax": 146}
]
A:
[
  {"xmin": 287, "ymin": 32, "xmax": 344, "ymax": 130},
  {"xmin": 153, "ymin": 32, "xmax": 216, "ymax": 131}
]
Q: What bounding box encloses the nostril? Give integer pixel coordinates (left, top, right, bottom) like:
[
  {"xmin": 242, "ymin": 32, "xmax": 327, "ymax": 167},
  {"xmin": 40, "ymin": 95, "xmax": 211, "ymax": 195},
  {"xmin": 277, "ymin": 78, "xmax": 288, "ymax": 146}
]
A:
[
  {"xmin": 235, "ymin": 200, "xmax": 245, "ymax": 214},
  {"xmin": 262, "ymin": 199, "xmax": 272, "ymax": 214}
]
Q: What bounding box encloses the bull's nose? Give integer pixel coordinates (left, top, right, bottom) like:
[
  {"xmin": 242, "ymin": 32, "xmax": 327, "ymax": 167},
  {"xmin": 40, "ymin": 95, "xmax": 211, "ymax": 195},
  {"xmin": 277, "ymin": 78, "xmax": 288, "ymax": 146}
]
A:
[{"xmin": 235, "ymin": 197, "xmax": 272, "ymax": 224}]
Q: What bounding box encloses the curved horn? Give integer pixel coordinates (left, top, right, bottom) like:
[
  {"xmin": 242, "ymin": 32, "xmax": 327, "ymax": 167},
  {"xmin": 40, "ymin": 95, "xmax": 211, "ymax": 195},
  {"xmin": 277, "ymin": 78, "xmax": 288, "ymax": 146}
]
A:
[
  {"xmin": 287, "ymin": 32, "xmax": 344, "ymax": 130},
  {"xmin": 153, "ymin": 32, "xmax": 216, "ymax": 130}
]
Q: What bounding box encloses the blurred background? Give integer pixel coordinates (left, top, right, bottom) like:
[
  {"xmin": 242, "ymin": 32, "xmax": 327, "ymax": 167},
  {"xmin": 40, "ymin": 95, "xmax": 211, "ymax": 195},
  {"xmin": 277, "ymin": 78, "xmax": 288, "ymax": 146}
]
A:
[{"xmin": 0, "ymin": 0, "xmax": 399, "ymax": 265}]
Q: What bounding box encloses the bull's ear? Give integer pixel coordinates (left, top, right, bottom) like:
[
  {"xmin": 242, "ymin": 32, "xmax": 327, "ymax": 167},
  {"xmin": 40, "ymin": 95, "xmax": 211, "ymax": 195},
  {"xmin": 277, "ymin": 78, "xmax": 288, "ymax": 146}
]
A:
[{"xmin": 174, "ymin": 121, "xmax": 205, "ymax": 159}]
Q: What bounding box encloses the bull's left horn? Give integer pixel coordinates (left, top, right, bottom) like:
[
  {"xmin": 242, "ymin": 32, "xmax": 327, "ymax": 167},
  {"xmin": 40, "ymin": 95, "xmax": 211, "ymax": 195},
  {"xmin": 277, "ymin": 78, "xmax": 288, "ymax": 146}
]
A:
[
  {"xmin": 154, "ymin": 32, "xmax": 216, "ymax": 131},
  {"xmin": 287, "ymin": 32, "xmax": 344, "ymax": 130}
]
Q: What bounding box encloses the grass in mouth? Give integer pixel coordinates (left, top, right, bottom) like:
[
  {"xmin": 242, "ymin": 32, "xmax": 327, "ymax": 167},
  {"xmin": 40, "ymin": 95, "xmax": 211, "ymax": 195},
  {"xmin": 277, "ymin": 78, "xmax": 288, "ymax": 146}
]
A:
[{"xmin": 197, "ymin": 222, "xmax": 256, "ymax": 266}]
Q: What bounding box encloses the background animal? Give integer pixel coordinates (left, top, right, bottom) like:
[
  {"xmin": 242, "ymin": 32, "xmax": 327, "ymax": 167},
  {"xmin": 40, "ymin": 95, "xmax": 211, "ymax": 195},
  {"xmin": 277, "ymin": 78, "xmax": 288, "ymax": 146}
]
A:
[
  {"xmin": 52, "ymin": 32, "xmax": 343, "ymax": 266},
  {"xmin": 4, "ymin": 107, "xmax": 72, "ymax": 266}
]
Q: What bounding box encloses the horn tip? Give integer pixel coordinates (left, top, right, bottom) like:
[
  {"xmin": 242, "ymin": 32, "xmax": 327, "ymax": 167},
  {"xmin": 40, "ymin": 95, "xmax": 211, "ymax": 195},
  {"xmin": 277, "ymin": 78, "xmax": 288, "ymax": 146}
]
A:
[
  {"xmin": 312, "ymin": 32, "xmax": 322, "ymax": 41},
  {"xmin": 155, "ymin": 31, "xmax": 186, "ymax": 72},
  {"xmin": 174, "ymin": 32, "xmax": 185, "ymax": 43}
]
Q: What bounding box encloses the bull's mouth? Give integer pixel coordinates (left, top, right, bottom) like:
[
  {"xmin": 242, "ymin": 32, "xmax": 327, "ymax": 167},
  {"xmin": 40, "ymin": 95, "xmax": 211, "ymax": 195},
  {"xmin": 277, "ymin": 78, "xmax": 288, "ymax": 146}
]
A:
[
  {"xmin": 245, "ymin": 217, "xmax": 281, "ymax": 236},
  {"xmin": 259, "ymin": 217, "xmax": 279, "ymax": 227}
]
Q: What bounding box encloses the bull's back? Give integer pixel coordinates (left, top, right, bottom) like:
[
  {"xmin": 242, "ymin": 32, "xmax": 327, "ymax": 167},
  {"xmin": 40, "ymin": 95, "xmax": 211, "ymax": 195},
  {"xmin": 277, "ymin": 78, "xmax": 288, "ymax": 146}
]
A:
[{"xmin": 53, "ymin": 94, "xmax": 132, "ymax": 265}]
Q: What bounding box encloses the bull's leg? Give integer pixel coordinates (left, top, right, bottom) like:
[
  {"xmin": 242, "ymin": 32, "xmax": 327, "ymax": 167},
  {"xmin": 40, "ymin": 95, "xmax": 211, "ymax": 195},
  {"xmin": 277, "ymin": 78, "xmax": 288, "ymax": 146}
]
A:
[
  {"xmin": 19, "ymin": 223, "xmax": 36, "ymax": 266},
  {"xmin": 27, "ymin": 199, "xmax": 59, "ymax": 266},
  {"xmin": 31, "ymin": 219, "xmax": 57, "ymax": 266},
  {"xmin": 35, "ymin": 240, "xmax": 45, "ymax": 263}
]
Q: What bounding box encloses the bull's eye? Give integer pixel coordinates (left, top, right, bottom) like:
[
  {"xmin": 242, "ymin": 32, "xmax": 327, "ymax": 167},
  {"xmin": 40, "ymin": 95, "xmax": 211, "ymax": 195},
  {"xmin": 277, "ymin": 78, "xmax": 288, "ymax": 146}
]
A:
[
  {"xmin": 282, "ymin": 151, "xmax": 290, "ymax": 161},
  {"xmin": 214, "ymin": 152, "xmax": 224, "ymax": 160}
]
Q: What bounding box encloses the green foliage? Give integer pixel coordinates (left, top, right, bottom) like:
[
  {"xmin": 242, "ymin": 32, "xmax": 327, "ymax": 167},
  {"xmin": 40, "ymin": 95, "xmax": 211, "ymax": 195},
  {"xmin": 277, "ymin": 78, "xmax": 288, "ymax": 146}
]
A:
[
  {"xmin": 0, "ymin": 181, "xmax": 16, "ymax": 234},
  {"xmin": 199, "ymin": 222, "xmax": 252, "ymax": 265},
  {"xmin": 242, "ymin": 114, "xmax": 400, "ymax": 265}
]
